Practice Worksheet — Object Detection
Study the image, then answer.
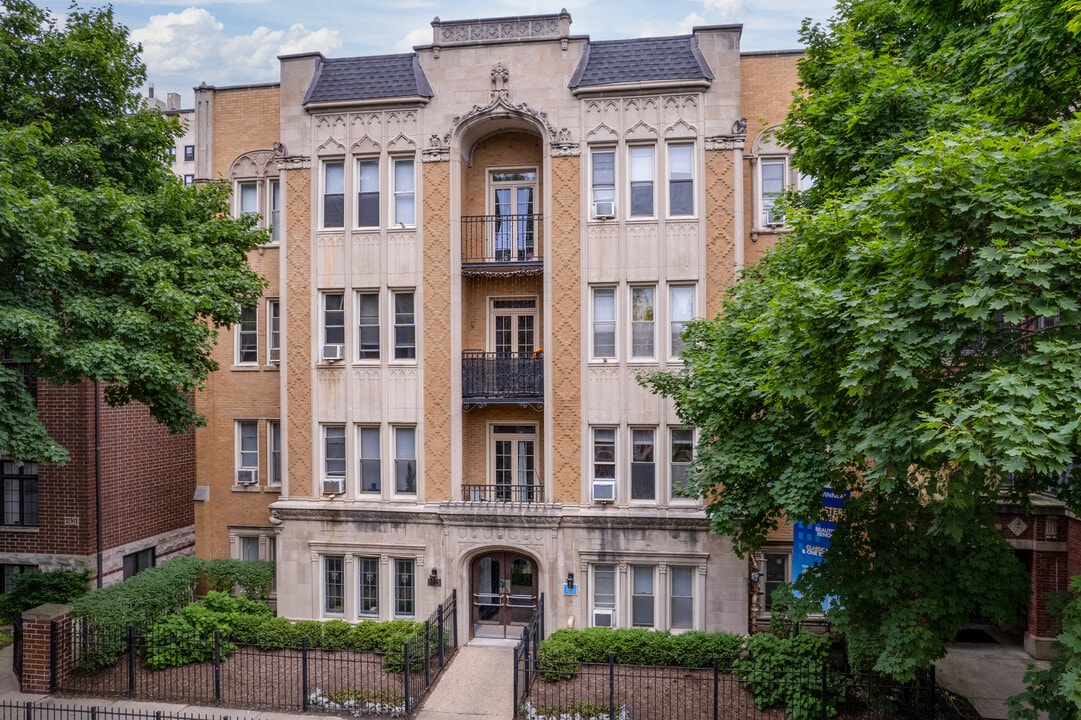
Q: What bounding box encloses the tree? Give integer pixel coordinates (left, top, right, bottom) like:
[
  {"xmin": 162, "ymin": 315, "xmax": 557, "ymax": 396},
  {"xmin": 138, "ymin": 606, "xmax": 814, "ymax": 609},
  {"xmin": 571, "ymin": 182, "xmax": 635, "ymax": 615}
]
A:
[
  {"xmin": 643, "ymin": 0, "xmax": 1081, "ymax": 683},
  {"xmin": 0, "ymin": 1, "xmax": 267, "ymax": 464}
]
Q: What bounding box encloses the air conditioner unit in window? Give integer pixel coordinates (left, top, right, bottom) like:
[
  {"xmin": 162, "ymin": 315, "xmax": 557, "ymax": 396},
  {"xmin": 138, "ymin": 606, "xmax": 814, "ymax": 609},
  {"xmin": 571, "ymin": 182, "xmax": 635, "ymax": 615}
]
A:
[
  {"xmin": 268, "ymin": 347, "xmax": 280, "ymax": 363},
  {"xmin": 592, "ymin": 608, "xmax": 615, "ymax": 628},
  {"xmin": 592, "ymin": 480, "xmax": 616, "ymax": 503},
  {"xmin": 322, "ymin": 477, "xmax": 345, "ymax": 495},
  {"xmin": 593, "ymin": 201, "xmax": 615, "ymax": 219},
  {"xmin": 236, "ymin": 468, "xmax": 258, "ymax": 485},
  {"xmin": 763, "ymin": 209, "xmax": 786, "ymax": 227},
  {"xmin": 322, "ymin": 344, "xmax": 344, "ymax": 362}
]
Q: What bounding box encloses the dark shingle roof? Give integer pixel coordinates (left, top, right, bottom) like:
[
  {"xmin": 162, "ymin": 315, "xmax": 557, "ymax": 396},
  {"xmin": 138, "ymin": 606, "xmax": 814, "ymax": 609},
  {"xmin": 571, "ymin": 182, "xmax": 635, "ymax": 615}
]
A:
[
  {"xmin": 304, "ymin": 54, "xmax": 433, "ymax": 104},
  {"xmin": 569, "ymin": 35, "xmax": 713, "ymax": 88}
]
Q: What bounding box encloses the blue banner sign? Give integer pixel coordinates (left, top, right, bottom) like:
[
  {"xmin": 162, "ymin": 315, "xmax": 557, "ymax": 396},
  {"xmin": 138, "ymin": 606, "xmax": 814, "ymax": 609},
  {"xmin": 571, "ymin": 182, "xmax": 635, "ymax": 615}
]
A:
[{"xmin": 792, "ymin": 487, "xmax": 845, "ymax": 608}]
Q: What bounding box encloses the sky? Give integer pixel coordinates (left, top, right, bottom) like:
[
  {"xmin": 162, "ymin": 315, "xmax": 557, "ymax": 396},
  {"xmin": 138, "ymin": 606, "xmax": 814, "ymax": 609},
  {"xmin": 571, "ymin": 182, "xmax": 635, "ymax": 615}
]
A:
[{"xmin": 72, "ymin": 0, "xmax": 839, "ymax": 108}]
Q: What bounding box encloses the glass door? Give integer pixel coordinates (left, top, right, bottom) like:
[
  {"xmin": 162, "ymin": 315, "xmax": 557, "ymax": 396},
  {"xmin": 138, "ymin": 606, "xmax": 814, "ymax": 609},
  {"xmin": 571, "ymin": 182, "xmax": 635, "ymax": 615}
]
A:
[
  {"xmin": 471, "ymin": 551, "xmax": 538, "ymax": 633},
  {"xmin": 491, "ymin": 170, "xmax": 537, "ymax": 261}
]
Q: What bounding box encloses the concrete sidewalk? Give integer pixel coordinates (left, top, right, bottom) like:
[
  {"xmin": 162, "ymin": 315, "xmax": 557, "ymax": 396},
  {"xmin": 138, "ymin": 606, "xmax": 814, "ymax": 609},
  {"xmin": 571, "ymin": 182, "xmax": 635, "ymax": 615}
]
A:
[
  {"xmin": 413, "ymin": 644, "xmax": 514, "ymax": 720},
  {"xmin": 936, "ymin": 642, "xmax": 1049, "ymax": 720}
]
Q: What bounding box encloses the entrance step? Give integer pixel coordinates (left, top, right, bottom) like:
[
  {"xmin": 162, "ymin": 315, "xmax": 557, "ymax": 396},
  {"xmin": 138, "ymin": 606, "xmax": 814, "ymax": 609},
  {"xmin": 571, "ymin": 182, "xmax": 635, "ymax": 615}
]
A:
[
  {"xmin": 414, "ymin": 645, "xmax": 515, "ymax": 719},
  {"xmin": 473, "ymin": 623, "xmax": 525, "ymax": 641}
]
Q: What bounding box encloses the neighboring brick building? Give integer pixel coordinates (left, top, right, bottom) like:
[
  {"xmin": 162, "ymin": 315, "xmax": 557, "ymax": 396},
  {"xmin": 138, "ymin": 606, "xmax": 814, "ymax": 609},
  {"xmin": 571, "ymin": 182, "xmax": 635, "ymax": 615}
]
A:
[{"xmin": 0, "ymin": 372, "xmax": 195, "ymax": 589}]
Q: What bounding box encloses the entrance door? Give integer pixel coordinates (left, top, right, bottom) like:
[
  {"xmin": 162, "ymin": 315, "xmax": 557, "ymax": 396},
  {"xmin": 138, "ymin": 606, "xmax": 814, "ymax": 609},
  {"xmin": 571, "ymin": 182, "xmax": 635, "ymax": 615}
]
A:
[
  {"xmin": 471, "ymin": 551, "xmax": 538, "ymax": 632},
  {"xmin": 492, "ymin": 425, "xmax": 537, "ymax": 502},
  {"xmin": 491, "ymin": 170, "xmax": 537, "ymax": 261}
]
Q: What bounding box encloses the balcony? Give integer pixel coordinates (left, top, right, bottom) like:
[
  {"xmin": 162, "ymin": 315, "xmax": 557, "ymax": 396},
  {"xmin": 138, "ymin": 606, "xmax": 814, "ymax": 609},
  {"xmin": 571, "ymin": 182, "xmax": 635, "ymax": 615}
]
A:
[
  {"xmin": 462, "ymin": 214, "xmax": 543, "ymax": 268},
  {"xmin": 462, "ymin": 482, "xmax": 545, "ymax": 503},
  {"xmin": 462, "ymin": 351, "xmax": 543, "ymax": 407}
]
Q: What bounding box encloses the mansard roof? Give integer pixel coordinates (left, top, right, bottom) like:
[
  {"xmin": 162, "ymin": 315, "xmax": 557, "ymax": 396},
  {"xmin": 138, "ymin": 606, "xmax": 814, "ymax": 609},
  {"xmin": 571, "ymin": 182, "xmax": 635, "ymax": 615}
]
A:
[
  {"xmin": 304, "ymin": 54, "xmax": 434, "ymax": 104},
  {"xmin": 568, "ymin": 35, "xmax": 714, "ymax": 88}
]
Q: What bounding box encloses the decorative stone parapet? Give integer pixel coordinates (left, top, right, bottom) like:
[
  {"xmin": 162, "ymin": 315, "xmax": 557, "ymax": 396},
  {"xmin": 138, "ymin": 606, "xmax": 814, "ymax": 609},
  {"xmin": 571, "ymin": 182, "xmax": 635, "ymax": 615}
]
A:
[{"xmin": 430, "ymin": 10, "xmax": 572, "ymax": 52}]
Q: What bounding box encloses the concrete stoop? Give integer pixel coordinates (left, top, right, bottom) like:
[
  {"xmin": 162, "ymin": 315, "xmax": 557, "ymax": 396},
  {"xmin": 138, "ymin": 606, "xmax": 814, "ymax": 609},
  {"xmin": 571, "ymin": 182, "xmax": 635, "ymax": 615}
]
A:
[{"xmin": 414, "ymin": 644, "xmax": 515, "ymax": 720}]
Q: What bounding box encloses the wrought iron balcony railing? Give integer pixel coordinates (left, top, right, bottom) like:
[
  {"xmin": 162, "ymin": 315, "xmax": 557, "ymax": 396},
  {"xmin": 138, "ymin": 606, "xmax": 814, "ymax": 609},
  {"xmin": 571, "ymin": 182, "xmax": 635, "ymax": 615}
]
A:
[
  {"xmin": 462, "ymin": 483, "xmax": 545, "ymax": 503},
  {"xmin": 462, "ymin": 351, "xmax": 543, "ymax": 402},
  {"xmin": 462, "ymin": 214, "xmax": 543, "ymax": 265}
]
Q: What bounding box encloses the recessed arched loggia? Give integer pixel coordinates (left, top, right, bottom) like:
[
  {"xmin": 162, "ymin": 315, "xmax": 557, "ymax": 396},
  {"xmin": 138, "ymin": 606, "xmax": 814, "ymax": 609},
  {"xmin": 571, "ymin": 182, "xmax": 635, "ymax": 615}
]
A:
[{"xmin": 469, "ymin": 549, "xmax": 539, "ymax": 638}]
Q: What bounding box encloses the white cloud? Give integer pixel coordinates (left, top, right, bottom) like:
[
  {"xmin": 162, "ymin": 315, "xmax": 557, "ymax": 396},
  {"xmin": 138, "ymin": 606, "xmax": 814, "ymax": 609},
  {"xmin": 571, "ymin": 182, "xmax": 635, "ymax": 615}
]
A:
[
  {"xmin": 131, "ymin": 8, "xmax": 340, "ymax": 102},
  {"xmin": 394, "ymin": 26, "xmax": 432, "ymax": 53},
  {"xmin": 703, "ymin": 0, "xmax": 743, "ymax": 19}
]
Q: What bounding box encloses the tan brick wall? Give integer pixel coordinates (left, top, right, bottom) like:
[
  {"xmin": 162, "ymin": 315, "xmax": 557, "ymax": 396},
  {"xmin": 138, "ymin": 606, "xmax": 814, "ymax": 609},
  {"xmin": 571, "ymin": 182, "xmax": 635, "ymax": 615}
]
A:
[
  {"xmin": 423, "ymin": 161, "xmax": 452, "ymax": 500},
  {"xmin": 461, "ymin": 405, "xmax": 545, "ymax": 495},
  {"xmin": 548, "ymin": 154, "xmax": 582, "ymax": 503},
  {"xmin": 705, "ymin": 151, "xmax": 737, "ymax": 318},
  {"xmin": 209, "ymin": 86, "xmax": 281, "ymax": 179},
  {"xmin": 461, "ymin": 132, "xmax": 545, "ymax": 220},
  {"xmin": 284, "ymin": 166, "xmax": 313, "ymax": 498},
  {"xmin": 461, "ymin": 275, "xmax": 544, "ymax": 350}
]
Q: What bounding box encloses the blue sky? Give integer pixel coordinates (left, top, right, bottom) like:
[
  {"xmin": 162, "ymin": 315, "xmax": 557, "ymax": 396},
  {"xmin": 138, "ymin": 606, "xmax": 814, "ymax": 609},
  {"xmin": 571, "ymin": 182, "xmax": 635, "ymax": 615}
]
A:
[{"xmin": 73, "ymin": 0, "xmax": 838, "ymax": 107}]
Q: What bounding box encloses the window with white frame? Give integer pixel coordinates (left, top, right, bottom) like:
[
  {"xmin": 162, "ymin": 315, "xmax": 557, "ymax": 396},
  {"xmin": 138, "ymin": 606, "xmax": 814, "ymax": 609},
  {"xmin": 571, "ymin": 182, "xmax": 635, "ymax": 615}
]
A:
[
  {"xmin": 357, "ymin": 159, "xmax": 380, "ymax": 228},
  {"xmin": 760, "ymin": 552, "xmax": 789, "ymax": 611},
  {"xmin": 392, "ymin": 157, "xmax": 415, "ymax": 226},
  {"xmin": 630, "ymin": 428, "xmax": 656, "ymax": 501},
  {"xmin": 669, "ymin": 285, "xmax": 694, "ymax": 358},
  {"xmin": 269, "ymin": 180, "xmax": 280, "ymax": 244},
  {"xmin": 630, "ymin": 286, "xmax": 655, "ymax": 359},
  {"xmin": 1, "ymin": 461, "xmax": 38, "ymax": 527},
  {"xmin": 668, "ymin": 144, "xmax": 694, "ymax": 216},
  {"xmin": 183, "ymin": 174, "xmax": 194, "ymax": 186},
  {"xmin": 358, "ymin": 426, "xmax": 380, "ymax": 493},
  {"xmin": 591, "ymin": 287, "xmax": 616, "ymax": 359},
  {"xmin": 267, "ymin": 420, "xmax": 281, "ymax": 486},
  {"xmin": 183, "ymin": 145, "xmax": 195, "ymax": 162},
  {"xmin": 324, "ymin": 425, "xmax": 346, "ymax": 482},
  {"xmin": 591, "ymin": 148, "xmax": 616, "ymax": 218},
  {"xmin": 231, "ymin": 530, "xmax": 276, "ymax": 563},
  {"xmin": 670, "ymin": 566, "xmax": 694, "ymax": 629},
  {"xmin": 323, "ymin": 161, "xmax": 345, "ymax": 228},
  {"xmin": 760, "ymin": 158, "xmax": 786, "ymax": 227},
  {"xmin": 237, "ymin": 181, "xmax": 258, "ymax": 217},
  {"xmin": 393, "ymin": 291, "xmax": 416, "ymax": 360},
  {"xmin": 670, "ymin": 427, "xmax": 694, "ymax": 499},
  {"xmin": 267, "ymin": 299, "xmax": 280, "ymax": 364},
  {"xmin": 235, "ymin": 304, "xmax": 257, "ymax": 364},
  {"xmin": 394, "ymin": 559, "xmax": 415, "ymax": 617},
  {"xmin": 629, "ymin": 146, "xmax": 654, "ymax": 217},
  {"xmin": 592, "ymin": 564, "xmax": 616, "ymax": 627},
  {"xmin": 236, "ymin": 421, "xmax": 258, "ymax": 484},
  {"xmin": 322, "ymin": 292, "xmax": 345, "ymax": 361},
  {"xmin": 240, "ymin": 536, "xmax": 260, "ymax": 561},
  {"xmin": 591, "ymin": 427, "xmax": 616, "ymax": 502},
  {"xmin": 631, "ymin": 565, "xmax": 655, "ymax": 627},
  {"xmin": 324, "ymin": 555, "xmax": 345, "ymax": 615},
  {"xmin": 358, "ymin": 556, "xmax": 379, "ymax": 617},
  {"xmin": 357, "ymin": 292, "xmax": 380, "ymax": 360},
  {"xmin": 394, "ymin": 426, "xmax": 417, "ymax": 493}
]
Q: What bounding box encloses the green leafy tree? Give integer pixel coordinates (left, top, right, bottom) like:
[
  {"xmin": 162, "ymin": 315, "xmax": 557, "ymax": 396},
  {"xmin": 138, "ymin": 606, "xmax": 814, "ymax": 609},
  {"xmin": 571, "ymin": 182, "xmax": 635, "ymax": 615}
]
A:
[
  {"xmin": 643, "ymin": 0, "xmax": 1081, "ymax": 685},
  {"xmin": 0, "ymin": 0, "xmax": 266, "ymax": 464}
]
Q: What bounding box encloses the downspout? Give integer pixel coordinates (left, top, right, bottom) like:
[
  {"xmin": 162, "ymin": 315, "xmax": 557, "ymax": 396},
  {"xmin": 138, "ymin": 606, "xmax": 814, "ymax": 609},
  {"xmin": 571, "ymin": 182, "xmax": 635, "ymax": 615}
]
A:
[{"xmin": 94, "ymin": 380, "xmax": 103, "ymax": 588}]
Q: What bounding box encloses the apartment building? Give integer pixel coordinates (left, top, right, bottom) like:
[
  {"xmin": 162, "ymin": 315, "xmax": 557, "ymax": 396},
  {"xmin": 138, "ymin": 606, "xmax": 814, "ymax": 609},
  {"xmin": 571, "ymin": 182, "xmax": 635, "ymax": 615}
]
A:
[
  {"xmin": 145, "ymin": 87, "xmax": 197, "ymax": 185},
  {"xmin": 189, "ymin": 11, "xmax": 812, "ymax": 640}
]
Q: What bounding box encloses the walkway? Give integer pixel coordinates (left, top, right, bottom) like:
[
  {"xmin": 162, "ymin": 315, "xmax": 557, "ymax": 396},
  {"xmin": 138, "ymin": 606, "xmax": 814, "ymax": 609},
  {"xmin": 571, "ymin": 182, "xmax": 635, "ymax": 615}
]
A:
[
  {"xmin": 414, "ymin": 641, "xmax": 516, "ymax": 720},
  {"xmin": 936, "ymin": 642, "xmax": 1050, "ymax": 720}
]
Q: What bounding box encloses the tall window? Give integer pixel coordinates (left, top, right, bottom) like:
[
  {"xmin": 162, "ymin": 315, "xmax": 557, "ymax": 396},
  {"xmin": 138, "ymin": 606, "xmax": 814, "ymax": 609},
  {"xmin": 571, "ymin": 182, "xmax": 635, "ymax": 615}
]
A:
[
  {"xmin": 324, "ymin": 556, "xmax": 344, "ymax": 615},
  {"xmin": 592, "ymin": 428, "xmax": 616, "ymax": 481},
  {"xmin": 236, "ymin": 421, "xmax": 258, "ymax": 476},
  {"xmin": 593, "ymin": 564, "xmax": 616, "ymax": 626},
  {"xmin": 267, "ymin": 299, "xmax": 280, "ymax": 364},
  {"xmin": 269, "ymin": 180, "xmax": 281, "ymax": 243},
  {"xmin": 668, "ymin": 145, "xmax": 694, "ymax": 216},
  {"xmin": 760, "ymin": 158, "xmax": 786, "ymax": 226},
  {"xmin": 629, "ymin": 146, "xmax": 654, "ymax": 217},
  {"xmin": 358, "ymin": 556, "xmax": 379, "ymax": 617},
  {"xmin": 358, "ymin": 426, "xmax": 380, "ymax": 493},
  {"xmin": 631, "ymin": 428, "xmax": 656, "ymax": 500},
  {"xmin": 631, "ymin": 287, "xmax": 655, "ymax": 358},
  {"xmin": 357, "ymin": 159, "xmax": 380, "ymax": 227},
  {"xmin": 592, "ymin": 287, "xmax": 616, "ymax": 359},
  {"xmin": 183, "ymin": 145, "xmax": 195, "ymax": 162},
  {"xmin": 267, "ymin": 420, "xmax": 282, "ymax": 486},
  {"xmin": 762, "ymin": 553, "xmax": 789, "ymax": 610},
  {"xmin": 393, "ymin": 291, "xmax": 416, "ymax": 360},
  {"xmin": 392, "ymin": 158, "xmax": 415, "ymax": 226},
  {"xmin": 591, "ymin": 148, "xmax": 616, "ymax": 218},
  {"xmin": 395, "ymin": 427, "xmax": 417, "ymax": 493},
  {"xmin": 236, "ymin": 304, "xmax": 257, "ymax": 364},
  {"xmin": 237, "ymin": 181, "xmax": 258, "ymax": 216},
  {"xmin": 669, "ymin": 285, "xmax": 694, "ymax": 357},
  {"xmin": 1, "ymin": 461, "xmax": 38, "ymax": 527},
  {"xmin": 357, "ymin": 292, "xmax": 380, "ymax": 360},
  {"xmin": 322, "ymin": 292, "xmax": 345, "ymax": 360},
  {"xmin": 670, "ymin": 566, "xmax": 694, "ymax": 628},
  {"xmin": 324, "ymin": 425, "xmax": 346, "ymax": 480},
  {"xmin": 670, "ymin": 428, "xmax": 694, "ymax": 499},
  {"xmin": 394, "ymin": 559, "xmax": 415, "ymax": 618},
  {"xmin": 323, "ymin": 161, "xmax": 345, "ymax": 228},
  {"xmin": 631, "ymin": 566, "xmax": 655, "ymax": 627}
]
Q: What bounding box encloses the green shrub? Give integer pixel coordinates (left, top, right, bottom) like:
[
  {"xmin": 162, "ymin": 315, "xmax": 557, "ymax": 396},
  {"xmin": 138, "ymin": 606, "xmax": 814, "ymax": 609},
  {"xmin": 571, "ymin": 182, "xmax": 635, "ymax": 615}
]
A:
[
  {"xmin": 538, "ymin": 632, "xmax": 579, "ymax": 681},
  {"xmin": 257, "ymin": 616, "xmax": 303, "ymax": 650},
  {"xmin": 145, "ymin": 601, "xmax": 237, "ymax": 669},
  {"xmin": 322, "ymin": 619, "xmax": 353, "ymax": 650},
  {"xmin": 844, "ymin": 629, "xmax": 885, "ymax": 675},
  {"xmin": 734, "ymin": 632, "xmax": 843, "ymax": 720},
  {"xmin": 201, "ymin": 559, "xmax": 275, "ymax": 601},
  {"xmin": 0, "ymin": 569, "xmax": 90, "ymax": 623},
  {"xmin": 671, "ymin": 631, "xmax": 743, "ymax": 669}
]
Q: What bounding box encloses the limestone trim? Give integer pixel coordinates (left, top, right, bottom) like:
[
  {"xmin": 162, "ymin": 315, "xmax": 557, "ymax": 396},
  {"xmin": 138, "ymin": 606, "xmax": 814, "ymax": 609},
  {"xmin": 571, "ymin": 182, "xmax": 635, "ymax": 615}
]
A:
[
  {"xmin": 706, "ymin": 135, "xmax": 746, "ymax": 151},
  {"xmin": 277, "ymin": 156, "xmax": 312, "ymax": 171},
  {"xmin": 579, "ymin": 550, "xmax": 710, "ymax": 565},
  {"xmin": 430, "ymin": 11, "xmax": 572, "ymax": 51}
]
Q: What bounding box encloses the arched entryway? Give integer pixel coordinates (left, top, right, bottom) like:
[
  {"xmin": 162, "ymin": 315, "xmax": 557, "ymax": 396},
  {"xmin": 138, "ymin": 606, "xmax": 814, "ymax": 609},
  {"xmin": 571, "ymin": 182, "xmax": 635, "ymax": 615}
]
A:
[{"xmin": 470, "ymin": 550, "xmax": 538, "ymax": 637}]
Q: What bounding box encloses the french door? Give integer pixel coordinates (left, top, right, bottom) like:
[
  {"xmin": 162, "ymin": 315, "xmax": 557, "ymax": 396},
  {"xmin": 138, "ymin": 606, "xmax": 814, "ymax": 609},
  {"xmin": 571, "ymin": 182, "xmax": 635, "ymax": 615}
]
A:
[{"xmin": 471, "ymin": 551, "xmax": 538, "ymax": 631}]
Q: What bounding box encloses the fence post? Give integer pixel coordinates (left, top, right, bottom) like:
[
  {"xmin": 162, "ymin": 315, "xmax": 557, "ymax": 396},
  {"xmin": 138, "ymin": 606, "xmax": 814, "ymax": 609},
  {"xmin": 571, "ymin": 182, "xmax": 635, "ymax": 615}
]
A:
[
  {"xmin": 929, "ymin": 665, "xmax": 937, "ymax": 719},
  {"xmin": 23, "ymin": 700, "xmax": 31, "ymax": 720},
  {"xmin": 452, "ymin": 589, "xmax": 459, "ymax": 649},
  {"xmin": 609, "ymin": 651, "xmax": 616, "ymax": 719},
  {"xmin": 713, "ymin": 655, "xmax": 719, "ymax": 720},
  {"xmin": 404, "ymin": 641, "xmax": 412, "ymax": 715},
  {"xmin": 513, "ymin": 644, "xmax": 520, "ymax": 719},
  {"xmin": 301, "ymin": 635, "xmax": 310, "ymax": 712},
  {"xmin": 127, "ymin": 624, "xmax": 136, "ymax": 697},
  {"xmin": 425, "ymin": 620, "xmax": 432, "ymax": 688},
  {"xmin": 438, "ymin": 598, "xmax": 446, "ymax": 669},
  {"xmin": 821, "ymin": 659, "xmax": 829, "ymax": 720},
  {"xmin": 213, "ymin": 630, "xmax": 222, "ymax": 704}
]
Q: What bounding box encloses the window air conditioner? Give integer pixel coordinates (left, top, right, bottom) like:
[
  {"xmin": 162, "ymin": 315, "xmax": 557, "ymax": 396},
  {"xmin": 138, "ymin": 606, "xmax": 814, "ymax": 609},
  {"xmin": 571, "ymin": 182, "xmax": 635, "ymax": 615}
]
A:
[
  {"xmin": 322, "ymin": 477, "xmax": 345, "ymax": 495},
  {"xmin": 236, "ymin": 468, "xmax": 258, "ymax": 485},
  {"xmin": 593, "ymin": 201, "xmax": 615, "ymax": 219},
  {"xmin": 763, "ymin": 209, "xmax": 785, "ymax": 227},
  {"xmin": 592, "ymin": 480, "xmax": 616, "ymax": 503},
  {"xmin": 592, "ymin": 608, "xmax": 615, "ymax": 628},
  {"xmin": 268, "ymin": 347, "xmax": 280, "ymax": 363},
  {"xmin": 322, "ymin": 344, "xmax": 344, "ymax": 362}
]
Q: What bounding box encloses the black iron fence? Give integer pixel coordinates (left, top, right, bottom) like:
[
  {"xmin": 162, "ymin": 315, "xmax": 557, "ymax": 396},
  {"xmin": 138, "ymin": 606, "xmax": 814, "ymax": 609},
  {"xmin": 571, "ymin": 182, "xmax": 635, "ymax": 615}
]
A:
[
  {"xmin": 462, "ymin": 214, "xmax": 543, "ymax": 264},
  {"xmin": 519, "ymin": 656, "xmax": 966, "ymax": 720},
  {"xmin": 462, "ymin": 351, "xmax": 543, "ymax": 401},
  {"xmin": 461, "ymin": 482, "xmax": 545, "ymax": 503},
  {"xmin": 48, "ymin": 590, "xmax": 459, "ymax": 718},
  {"xmin": 512, "ymin": 593, "xmax": 545, "ymax": 716},
  {"xmin": 12, "ymin": 613, "xmax": 22, "ymax": 682},
  {"xmin": 0, "ymin": 701, "xmax": 224, "ymax": 720}
]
